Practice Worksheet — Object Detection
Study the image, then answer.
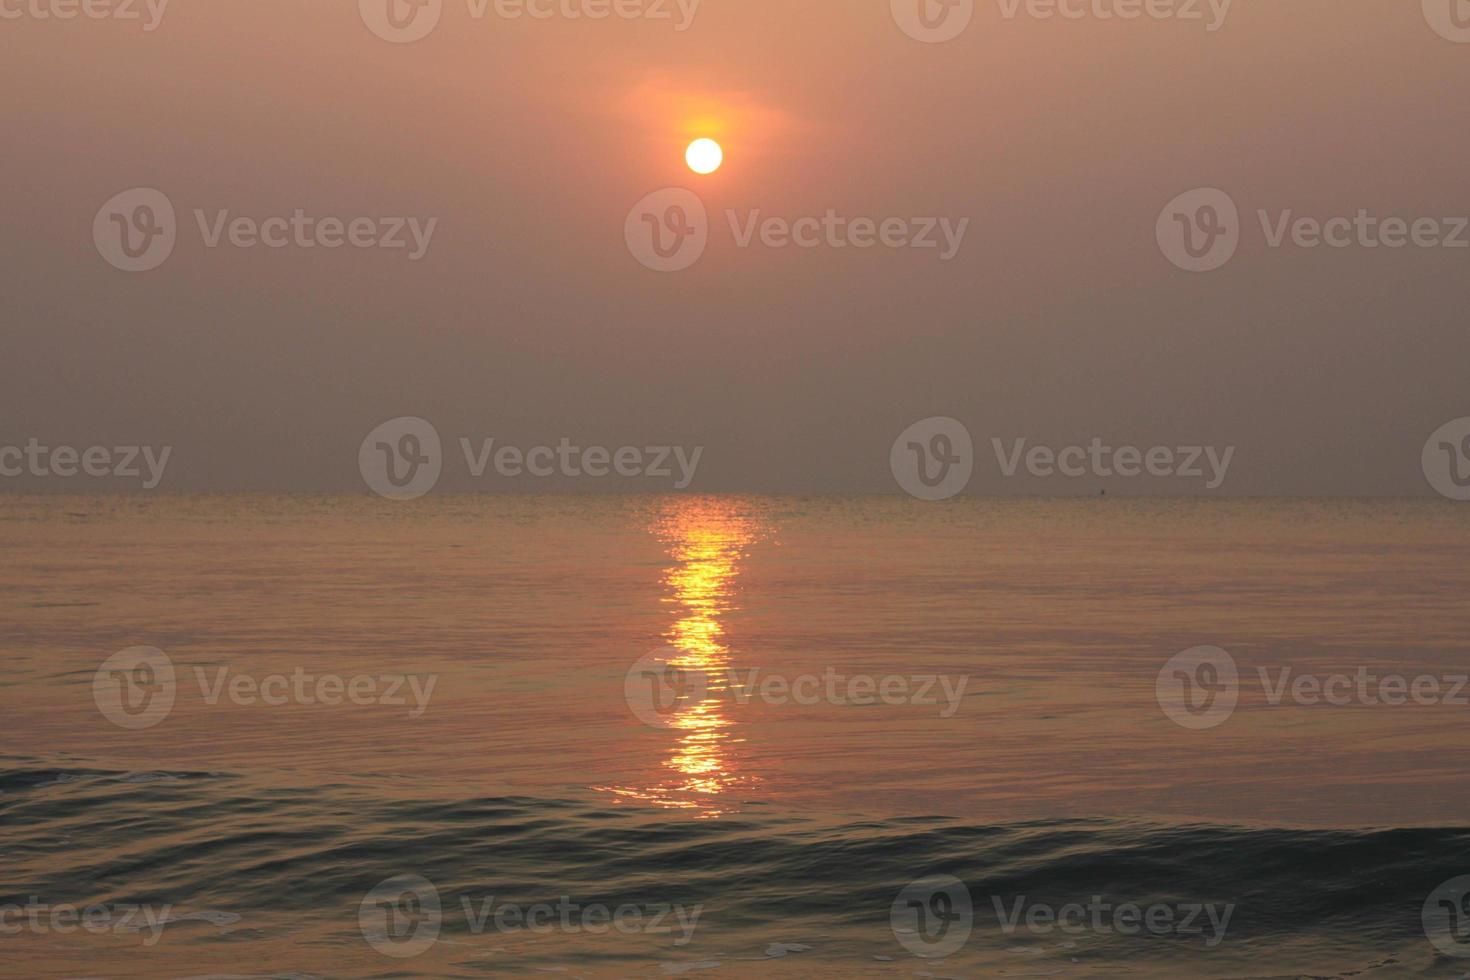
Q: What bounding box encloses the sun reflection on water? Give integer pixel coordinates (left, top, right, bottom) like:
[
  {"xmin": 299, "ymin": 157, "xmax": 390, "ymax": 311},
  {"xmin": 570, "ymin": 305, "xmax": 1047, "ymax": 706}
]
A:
[{"xmin": 602, "ymin": 498, "xmax": 766, "ymax": 817}]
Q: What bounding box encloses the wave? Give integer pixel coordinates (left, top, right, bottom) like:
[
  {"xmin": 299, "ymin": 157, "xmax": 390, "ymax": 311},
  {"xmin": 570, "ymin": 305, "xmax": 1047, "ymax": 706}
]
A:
[{"xmin": 3, "ymin": 764, "xmax": 1466, "ymax": 976}]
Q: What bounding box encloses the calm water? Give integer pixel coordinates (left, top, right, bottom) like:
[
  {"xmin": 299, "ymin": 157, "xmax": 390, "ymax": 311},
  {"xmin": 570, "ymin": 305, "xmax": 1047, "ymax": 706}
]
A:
[{"xmin": 4, "ymin": 494, "xmax": 1470, "ymax": 976}]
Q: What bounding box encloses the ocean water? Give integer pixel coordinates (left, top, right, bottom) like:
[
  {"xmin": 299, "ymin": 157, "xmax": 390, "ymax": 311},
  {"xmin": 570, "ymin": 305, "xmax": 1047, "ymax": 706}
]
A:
[{"xmin": 4, "ymin": 494, "xmax": 1470, "ymax": 977}]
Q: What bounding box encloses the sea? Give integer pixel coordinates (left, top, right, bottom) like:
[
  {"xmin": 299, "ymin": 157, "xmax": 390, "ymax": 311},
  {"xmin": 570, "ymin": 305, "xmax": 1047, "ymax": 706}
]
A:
[{"xmin": 3, "ymin": 494, "xmax": 1470, "ymax": 977}]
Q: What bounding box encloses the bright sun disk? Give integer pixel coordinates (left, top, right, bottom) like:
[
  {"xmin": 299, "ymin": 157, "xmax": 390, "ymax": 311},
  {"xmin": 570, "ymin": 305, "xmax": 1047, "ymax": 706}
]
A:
[{"xmin": 685, "ymin": 138, "xmax": 723, "ymax": 175}]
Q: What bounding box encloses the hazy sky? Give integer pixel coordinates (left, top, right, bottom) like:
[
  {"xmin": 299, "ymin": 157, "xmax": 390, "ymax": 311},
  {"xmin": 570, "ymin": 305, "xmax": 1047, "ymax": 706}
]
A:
[{"xmin": 4, "ymin": 0, "xmax": 1469, "ymax": 495}]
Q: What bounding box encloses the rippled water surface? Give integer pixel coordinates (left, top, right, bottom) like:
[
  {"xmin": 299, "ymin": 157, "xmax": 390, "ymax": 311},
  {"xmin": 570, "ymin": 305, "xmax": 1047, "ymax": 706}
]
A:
[{"xmin": 4, "ymin": 494, "xmax": 1470, "ymax": 976}]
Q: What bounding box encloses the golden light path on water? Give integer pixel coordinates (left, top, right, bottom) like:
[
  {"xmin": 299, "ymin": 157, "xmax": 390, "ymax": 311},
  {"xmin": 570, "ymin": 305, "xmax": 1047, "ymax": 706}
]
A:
[{"xmin": 603, "ymin": 500, "xmax": 763, "ymax": 817}]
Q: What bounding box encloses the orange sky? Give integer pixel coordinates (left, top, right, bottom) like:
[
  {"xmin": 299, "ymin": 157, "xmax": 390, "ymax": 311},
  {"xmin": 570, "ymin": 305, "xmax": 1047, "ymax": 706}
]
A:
[{"xmin": 3, "ymin": 1, "xmax": 1469, "ymax": 494}]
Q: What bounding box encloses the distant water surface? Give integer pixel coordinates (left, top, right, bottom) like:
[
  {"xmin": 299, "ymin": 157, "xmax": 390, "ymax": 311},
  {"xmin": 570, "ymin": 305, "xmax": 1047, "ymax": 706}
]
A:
[{"xmin": 3, "ymin": 494, "xmax": 1469, "ymax": 976}]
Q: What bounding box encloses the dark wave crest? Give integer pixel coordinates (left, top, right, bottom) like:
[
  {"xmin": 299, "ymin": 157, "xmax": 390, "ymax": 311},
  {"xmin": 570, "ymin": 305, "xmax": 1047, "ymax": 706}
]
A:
[{"xmin": 4, "ymin": 765, "xmax": 1468, "ymax": 977}]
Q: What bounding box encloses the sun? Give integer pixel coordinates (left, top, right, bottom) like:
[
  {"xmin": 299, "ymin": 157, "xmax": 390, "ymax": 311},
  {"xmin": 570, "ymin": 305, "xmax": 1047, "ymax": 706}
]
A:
[{"xmin": 685, "ymin": 138, "xmax": 723, "ymax": 175}]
